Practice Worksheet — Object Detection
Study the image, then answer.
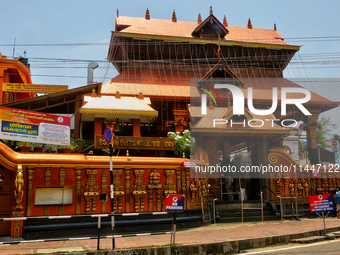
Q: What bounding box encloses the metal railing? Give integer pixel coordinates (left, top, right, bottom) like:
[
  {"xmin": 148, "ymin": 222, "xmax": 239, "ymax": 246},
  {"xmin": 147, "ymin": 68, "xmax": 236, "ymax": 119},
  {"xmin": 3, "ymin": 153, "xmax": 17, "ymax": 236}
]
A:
[
  {"xmin": 279, "ymin": 193, "xmax": 304, "ymax": 220},
  {"xmin": 0, "ymin": 212, "xmax": 176, "ymax": 248},
  {"xmin": 241, "ymin": 191, "xmax": 263, "ymax": 222}
]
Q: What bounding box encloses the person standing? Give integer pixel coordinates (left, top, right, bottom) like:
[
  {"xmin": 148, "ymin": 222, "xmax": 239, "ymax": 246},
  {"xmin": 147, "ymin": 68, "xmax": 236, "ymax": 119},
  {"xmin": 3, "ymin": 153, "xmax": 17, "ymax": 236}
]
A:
[{"xmin": 335, "ymin": 188, "xmax": 340, "ymax": 218}]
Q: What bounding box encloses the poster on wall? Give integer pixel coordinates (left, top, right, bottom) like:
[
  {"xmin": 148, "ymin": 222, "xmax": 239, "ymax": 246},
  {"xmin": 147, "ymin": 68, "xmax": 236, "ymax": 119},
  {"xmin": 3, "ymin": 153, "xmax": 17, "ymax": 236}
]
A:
[{"xmin": 0, "ymin": 106, "xmax": 70, "ymax": 146}]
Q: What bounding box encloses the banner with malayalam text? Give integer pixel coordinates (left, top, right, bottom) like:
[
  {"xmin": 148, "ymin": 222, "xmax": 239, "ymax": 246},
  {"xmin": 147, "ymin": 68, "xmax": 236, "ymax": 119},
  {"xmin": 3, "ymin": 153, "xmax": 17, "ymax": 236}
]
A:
[{"xmin": 0, "ymin": 106, "xmax": 70, "ymax": 146}]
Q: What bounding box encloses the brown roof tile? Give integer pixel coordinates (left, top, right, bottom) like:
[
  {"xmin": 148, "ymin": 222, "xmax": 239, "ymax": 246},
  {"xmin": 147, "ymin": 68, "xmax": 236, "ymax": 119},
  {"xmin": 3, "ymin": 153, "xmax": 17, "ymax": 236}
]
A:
[{"xmin": 116, "ymin": 16, "xmax": 289, "ymax": 46}]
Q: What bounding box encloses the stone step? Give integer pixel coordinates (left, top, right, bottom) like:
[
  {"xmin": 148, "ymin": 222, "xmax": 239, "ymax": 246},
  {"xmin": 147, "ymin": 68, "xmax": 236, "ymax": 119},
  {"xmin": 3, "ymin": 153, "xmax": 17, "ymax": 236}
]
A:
[
  {"xmin": 219, "ymin": 215, "xmax": 279, "ymax": 223},
  {"xmin": 218, "ymin": 211, "xmax": 275, "ymax": 218},
  {"xmin": 331, "ymin": 231, "xmax": 340, "ymax": 237},
  {"xmin": 216, "ymin": 206, "xmax": 273, "ymax": 213},
  {"xmin": 291, "ymin": 236, "xmax": 328, "ymax": 244}
]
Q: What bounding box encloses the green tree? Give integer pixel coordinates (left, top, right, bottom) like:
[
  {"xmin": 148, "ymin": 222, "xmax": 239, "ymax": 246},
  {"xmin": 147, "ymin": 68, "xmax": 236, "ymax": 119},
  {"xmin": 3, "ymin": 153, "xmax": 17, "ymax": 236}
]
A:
[
  {"xmin": 298, "ymin": 140, "xmax": 308, "ymax": 156},
  {"xmin": 332, "ymin": 134, "xmax": 340, "ymax": 141},
  {"xmin": 316, "ymin": 116, "xmax": 337, "ymax": 149}
]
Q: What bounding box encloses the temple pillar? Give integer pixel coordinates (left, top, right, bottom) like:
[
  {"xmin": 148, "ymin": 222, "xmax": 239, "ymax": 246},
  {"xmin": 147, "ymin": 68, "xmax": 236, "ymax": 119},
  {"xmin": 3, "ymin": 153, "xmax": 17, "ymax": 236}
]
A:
[
  {"xmin": 131, "ymin": 119, "xmax": 141, "ymax": 137},
  {"xmin": 26, "ymin": 167, "xmax": 34, "ymax": 217},
  {"xmin": 306, "ymin": 113, "xmax": 320, "ymax": 165},
  {"xmin": 74, "ymin": 94, "xmax": 82, "ymax": 139},
  {"xmin": 124, "ymin": 168, "xmax": 131, "ymax": 212},
  {"xmin": 223, "ymin": 142, "xmax": 230, "ymax": 165},
  {"xmin": 75, "ymin": 167, "xmax": 82, "ymax": 214},
  {"xmin": 261, "ymin": 137, "xmax": 270, "ymax": 199},
  {"xmin": 94, "ymin": 117, "xmax": 105, "ymax": 149}
]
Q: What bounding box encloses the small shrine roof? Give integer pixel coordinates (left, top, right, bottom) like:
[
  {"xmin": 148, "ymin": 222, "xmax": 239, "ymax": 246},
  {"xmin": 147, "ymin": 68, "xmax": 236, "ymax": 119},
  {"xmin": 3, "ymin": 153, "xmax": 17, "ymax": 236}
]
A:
[
  {"xmin": 115, "ymin": 16, "xmax": 292, "ymax": 47},
  {"xmin": 80, "ymin": 95, "xmax": 158, "ymax": 123}
]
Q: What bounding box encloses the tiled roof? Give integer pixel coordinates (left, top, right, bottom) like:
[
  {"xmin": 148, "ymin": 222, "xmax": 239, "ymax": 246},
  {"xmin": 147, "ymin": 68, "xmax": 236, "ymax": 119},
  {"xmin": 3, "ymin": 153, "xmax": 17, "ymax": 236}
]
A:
[
  {"xmin": 116, "ymin": 16, "xmax": 290, "ymax": 46},
  {"xmin": 105, "ymin": 68, "xmax": 195, "ymax": 86},
  {"xmin": 102, "ymin": 74, "xmax": 337, "ymax": 105},
  {"xmin": 80, "ymin": 95, "xmax": 158, "ymax": 123},
  {"xmin": 102, "ymin": 81, "xmax": 190, "ymax": 98}
]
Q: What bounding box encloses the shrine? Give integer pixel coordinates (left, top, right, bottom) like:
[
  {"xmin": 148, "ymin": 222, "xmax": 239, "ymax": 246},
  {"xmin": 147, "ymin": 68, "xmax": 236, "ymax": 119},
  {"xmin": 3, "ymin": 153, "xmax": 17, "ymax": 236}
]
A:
[{"xmin": 0, "ymin": 8, "xmax": 339, "ymax": 238}]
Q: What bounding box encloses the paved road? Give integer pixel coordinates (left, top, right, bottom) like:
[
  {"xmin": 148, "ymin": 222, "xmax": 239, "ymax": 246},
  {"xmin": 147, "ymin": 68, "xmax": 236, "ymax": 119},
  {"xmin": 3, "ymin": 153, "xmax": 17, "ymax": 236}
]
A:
[{"xmin": 244, "ymin": 239, "xmax": 340, "ymax": 255}]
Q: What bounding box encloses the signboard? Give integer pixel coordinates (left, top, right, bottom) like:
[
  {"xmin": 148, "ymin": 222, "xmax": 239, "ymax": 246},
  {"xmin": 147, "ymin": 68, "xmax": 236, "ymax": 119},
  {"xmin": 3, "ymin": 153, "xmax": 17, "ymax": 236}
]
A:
[
  {"xmin": 309, "ymin": 193, "xmax": 335, "ymax": 213},
  {"xmin": 104, "ymin": 127, "xmax": 112, "ymax": 143},
  {"xmin": 96, "ymin": 136, "xmax": 175, "ymax": 150},
  {"xmin": 327, "ymin": 140, "xmax": 340, "ymax": 164},
  {"xmin": 165, "ymin": 194, "xmax": 185, "ymax": 212},
  {"xmin": 0, "ymin": 106, "xmax": 70, "ymax": 146},
  {"xmin": 3, "ymin": 83, "xmax": 68, "ymax": 93},
  {"xmin": 183, "ymin": 161, "xmax": 196, "ymax": 168}
]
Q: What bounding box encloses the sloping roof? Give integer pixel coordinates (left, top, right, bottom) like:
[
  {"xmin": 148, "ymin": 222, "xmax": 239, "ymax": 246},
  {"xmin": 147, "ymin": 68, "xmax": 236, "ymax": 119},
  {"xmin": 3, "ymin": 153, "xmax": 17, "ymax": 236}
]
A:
[
  {"xmin": 191, "ymin": 14, "xmax": 229, "ymax": 38},
  {"xmin": 2, "ymin": 83, "xmax": 101, "ymax": 112},
  {"xmin": 102, "ymin": 72, "xmax": 339, "ymax": 108},
  {"xmin": 79, "ymin": 95, "xmax": 158, "ymax": 123},
  {"xmin": 115, "ymin": 16, "xmax": 290, "ymax": 47}
]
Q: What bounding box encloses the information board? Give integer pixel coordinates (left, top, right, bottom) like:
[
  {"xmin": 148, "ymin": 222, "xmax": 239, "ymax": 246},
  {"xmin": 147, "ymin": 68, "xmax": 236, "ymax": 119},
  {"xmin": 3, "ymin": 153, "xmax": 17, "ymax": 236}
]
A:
[
  {"xmin": 0, "ymin": 106, "xmax": 70, "ymax": 146},
  {"xmin": 309, "ymin": 193, "xmax": 335, "ymax": 213}
]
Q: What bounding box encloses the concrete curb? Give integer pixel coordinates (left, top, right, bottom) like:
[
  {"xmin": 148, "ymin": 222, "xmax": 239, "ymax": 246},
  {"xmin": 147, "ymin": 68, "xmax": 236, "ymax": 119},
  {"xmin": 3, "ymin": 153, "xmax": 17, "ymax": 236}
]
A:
[{"xmin": 48, "ymin": 225, "xmax": 340, "ymax": 255}]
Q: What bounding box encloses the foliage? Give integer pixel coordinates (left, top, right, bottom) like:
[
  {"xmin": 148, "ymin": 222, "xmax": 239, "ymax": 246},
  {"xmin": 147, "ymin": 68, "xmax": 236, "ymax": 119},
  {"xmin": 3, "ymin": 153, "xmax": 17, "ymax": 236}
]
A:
[
  {"xmin": 45, "ymin": 144, "xmax": 58, "ymax": 153},
  {"xmin": 332, "ymin": 134, "xmax": 340, "ymax": 141},
  {"xmin": 71, "ymin": 138, "xmax": 87, "ymax": 153},
  {"xmin": 167, "ymin": 130, "xmax": 195, "ymax": 158},
  {"xmin": 298, "ymin": 140, "xmax": 308, "ymax": 156},
  {"xmin": 17, "ymin": 141, "xmax": 32, "ymax": 147},
  {"xmin": 316, "ymin": 116, "xmax": 337, "ymax": 149},
  {"xmin": 0, "ymin": 139, "xmax": 17, "ymax": 150}
]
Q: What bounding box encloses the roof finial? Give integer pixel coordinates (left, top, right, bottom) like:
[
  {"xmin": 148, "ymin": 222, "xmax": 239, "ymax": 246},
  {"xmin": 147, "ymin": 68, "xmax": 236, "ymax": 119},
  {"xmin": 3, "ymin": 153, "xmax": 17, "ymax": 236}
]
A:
[
  {"xmin": 274, "ymin": 23, "xmax": 277, "ymax": 31},
  {"xmin": 247, "ymin": 17, "xmax": 252, "ymax": 29},
  {"xmin": 210, "ymin": 6, "xmax": 213, "ymax": 15},
  {"xmin": 117, "ymin": 8, "xmax": 119, "ymax": 17},
  {"xmin": 145, "ymin": 8, "xmax": 150, "ymax": 20},
  {"xmin": 197, "ymin": 12, "xmax": 202, "ymax": 24},
  {"xmin": 172, "ymin": 10, "xmax": 177, "ymax": 22},
  {"xmin": 223, "ymin": 15, "xmax": 228, "ymax": 27}
]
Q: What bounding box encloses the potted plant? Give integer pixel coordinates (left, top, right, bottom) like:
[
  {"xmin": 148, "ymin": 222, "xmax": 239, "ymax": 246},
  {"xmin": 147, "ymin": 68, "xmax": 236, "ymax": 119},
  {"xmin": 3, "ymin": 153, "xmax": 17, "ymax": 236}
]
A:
[
  {"xmin": 32, "ymin": 143, "xmax": 44, "ymax": 152},
  {"xmin": 45, "ymin": 144, "xmax": 57, "ymax": 153},
  {"xmin": 17, "ymin": 141, "xmax": 32, "ymax": 152},
  {"xmin": 56, "ymin": 144, "xmax": 72, "ymax": 153},
  {"xmin": 167, "ymin": 130, "xmax": 196, "ymax": 158},
  {"xmin": 71, "ymin": 138, "xmax": 87, "ymax": 153}
]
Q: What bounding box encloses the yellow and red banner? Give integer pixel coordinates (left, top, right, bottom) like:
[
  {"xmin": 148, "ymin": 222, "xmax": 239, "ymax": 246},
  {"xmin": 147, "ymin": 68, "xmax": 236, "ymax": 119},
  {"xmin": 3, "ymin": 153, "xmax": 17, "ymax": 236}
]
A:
[
  {"xmin": 0, "ymin": 106, "xmax": 70, "ymax": 145},
  {"xmin": 2, "ymin": 83, "xmax": 68, "ymax": 93}
]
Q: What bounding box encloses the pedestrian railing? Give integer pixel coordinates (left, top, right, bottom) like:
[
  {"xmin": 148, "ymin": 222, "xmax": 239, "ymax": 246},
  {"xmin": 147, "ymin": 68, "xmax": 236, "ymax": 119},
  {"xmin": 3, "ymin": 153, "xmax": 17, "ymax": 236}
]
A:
[
  {"xmin": 0, "ymin": 212, "xmax": 177, "ymax": 249},
  {"xmin": 241, "ymin": 191, "xmax": 264, "ymax": 222},
  {"xmin": 279, "ymin": 193, "xmax": 303, "ymax": 220}
]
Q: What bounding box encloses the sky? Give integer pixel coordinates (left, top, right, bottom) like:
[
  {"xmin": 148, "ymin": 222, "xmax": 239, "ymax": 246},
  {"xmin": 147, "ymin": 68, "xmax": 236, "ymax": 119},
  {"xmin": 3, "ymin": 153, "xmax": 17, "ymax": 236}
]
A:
[{"xmin": 1, "ymin": 0, "xmax": 340, "ymax": 134}]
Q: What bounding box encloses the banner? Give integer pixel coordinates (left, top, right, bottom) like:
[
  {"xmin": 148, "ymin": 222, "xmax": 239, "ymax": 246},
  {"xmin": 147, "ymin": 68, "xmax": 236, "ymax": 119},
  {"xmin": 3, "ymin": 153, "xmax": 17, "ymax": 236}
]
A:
[
  {"xmin": 308, "ymin": 193, "xmax": 335, "ymax": 213},
  {"xmin": 0, "ymin": 106, "xmax": 70, "ymax": 146}
]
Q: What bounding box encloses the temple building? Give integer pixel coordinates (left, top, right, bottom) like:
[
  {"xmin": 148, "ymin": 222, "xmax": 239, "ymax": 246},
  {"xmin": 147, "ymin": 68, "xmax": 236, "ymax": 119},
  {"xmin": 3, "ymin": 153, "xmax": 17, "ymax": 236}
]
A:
[
  {"xmin": 0, "ymin": 8, "xmax": 339, "ymax": 238},
  {"xmin": 0, "ymin": 53, "xmax": 34, "ymax": 104}
]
